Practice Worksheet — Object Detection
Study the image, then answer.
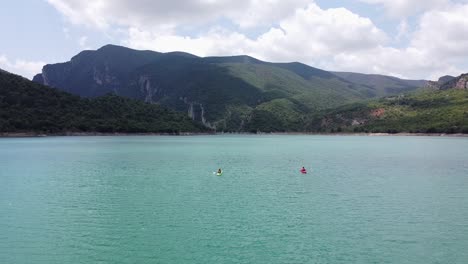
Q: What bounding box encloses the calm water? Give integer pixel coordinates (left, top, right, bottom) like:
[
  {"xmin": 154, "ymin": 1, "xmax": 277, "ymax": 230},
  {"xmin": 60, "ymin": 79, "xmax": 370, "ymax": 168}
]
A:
[{"xmin": 1, "ymin": 135, "xmax": 468, "ymax": 264}]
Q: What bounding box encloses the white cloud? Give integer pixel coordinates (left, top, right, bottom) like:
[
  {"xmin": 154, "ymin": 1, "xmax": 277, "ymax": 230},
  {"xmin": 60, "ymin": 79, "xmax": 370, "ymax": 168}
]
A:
[
  {"xmin": 121, "ymin": 1, "xmax": 468, "ymax": 79},
  {"xmin": 254, "ymin": 4, "xmax": 387, "ymax": 61},
  {"xmin": 359, "ymin": 0, "xmax": 450, "ymax": 18},
  {"xmin": 47, "ymin": 0, "xmax": 109, "ymax": 29},
  {"xmin": 395, "ymin": 19, "xmax": 409, "ymax": 42},
  {"xmin": 46, "ymin": 0, "xmax": 468, "ymax": 79},
  {"xmin": 327, "ymin": 2, "xmax": 468, "ymax": 80},
  {"xmin": 123, "ymin": 4, "xmax": 387, "ymax": 60},
  {"xmin": 47, "ymin": 0, "xmax": 310, "ymax": 30},
  {"xmin": 329, "ymin": 46, "xmax": 463, "ymax": 80},
  {"xmin": 0, "ymin": 55, "xmax": 45, "ymax": 80},
  {"xmin": 411, "ymin": 3, "xmax": 468, "ymax": 58},
  {"xmin": 230, "ymin": 0, "xmax": 310, "ymax": 28},
  {"xmin": 124, "ymin": 27, "xmax": 255, "ymax": 56},
  {"xmin": 373, "ymin": 2, "xmax": 468, "ymax": 79}
]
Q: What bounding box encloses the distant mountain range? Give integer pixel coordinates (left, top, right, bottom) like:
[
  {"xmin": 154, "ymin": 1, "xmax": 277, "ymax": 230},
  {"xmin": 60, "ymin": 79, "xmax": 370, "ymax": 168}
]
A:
[
  {"xmin": 33, "ymin": 44, "xmax": 427, "ymax": 131},
  {"xmin": 0, "ymin": 69, "xmax": 207, "ymax": 134}
]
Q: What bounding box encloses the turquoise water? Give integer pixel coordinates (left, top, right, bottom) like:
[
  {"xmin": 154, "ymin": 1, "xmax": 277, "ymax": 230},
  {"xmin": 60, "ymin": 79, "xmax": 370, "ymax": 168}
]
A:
[{"xmin": 1, "ymin": 135, "xmax": 468, "ymax": 264}]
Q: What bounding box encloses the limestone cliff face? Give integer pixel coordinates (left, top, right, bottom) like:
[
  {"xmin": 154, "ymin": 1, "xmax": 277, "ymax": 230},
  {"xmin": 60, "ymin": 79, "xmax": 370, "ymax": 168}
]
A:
[
  {"xmin": 182, "ymin": 97, "xmax": 214, "ymax": 129},
  {"xmin": 426, "ymin": 73, "xmax": 468, "ymax": 90},
  {"xmin": 32, "ymin": 45, "xmax": 162, "ymax": 97},
  {"xmin": 138, "ymin": 75, "xmax": 159, "ymax": 103},
  {"xmin": 455, "ymin": 75, "xmax": 468, "ymax": 89},
  {"xmin": 33, "ymin": 62, "xmax": 72, "ymax": 88},
  {"xmin": 426, "ymin": 75, "xmax": 455, "ymax": 90},
  {"xmin": 93, "ymin": 65, "xmax": 118, "ymax": 86},
  {"xmin": 438, "ymin": 75, "xmax": 456, "ymax": 84}
]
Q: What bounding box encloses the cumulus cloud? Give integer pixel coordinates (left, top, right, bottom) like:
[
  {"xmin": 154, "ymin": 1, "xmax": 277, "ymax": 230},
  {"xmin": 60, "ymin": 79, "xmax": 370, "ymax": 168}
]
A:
[
  {"xmin": 411, "ymin": 3, "xmax": 468, "ymax": 58},
  {"xmin": 328, "ymin": 47, "xmax": 463, "ymax": 80},
  {"xmin": 254, "ymin": 4, "xmax": 387, "ymax": 61},
  {"xmin": 230, "ymin": 0, "xmax": 310, "ymax": 28},
  {"xmin": 359, "ymin": 0, "xmax": 450, "ymax": 18},
  {"xmin": 46, "ymin": 0, "xmax": 468, "ymax": 79},
  {"xmin": 123, "ymin": 4, "xmax": 387, "ymax": 61},
  {"xmin": 47, "ymin": 0, "xmax": 109, "ymax": 29},
  {"xmin": 395, "ymin": 20, "xmax": 409, "ymax": 42},
  {"xmin": 124, "ymin": 27, "xmax": 255, "ymax": 56},
  {"xmin": 328, "ymin": 1, "xmax": 468, "ymax": 80},
  {"xmin": 0, "ymin": 55, "xmax": 45, "ymax": 80},
  {"xmin": 47, "ymin": 0, "xmax": 310, "ymax": 30}
]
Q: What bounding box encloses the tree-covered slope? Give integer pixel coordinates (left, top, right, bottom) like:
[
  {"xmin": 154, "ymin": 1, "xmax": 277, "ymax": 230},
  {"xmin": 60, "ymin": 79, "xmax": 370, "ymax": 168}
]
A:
[
  {"xmin": 307, "ymin": 86, "xmax": 468, "ymax": 134},
  {"xmin": 0, "ymin": 70, "xmax": 207, "ymax": 134},
  {"xmin": 333, "ymin": 72, "xmax": 427, "ymax": 97}
]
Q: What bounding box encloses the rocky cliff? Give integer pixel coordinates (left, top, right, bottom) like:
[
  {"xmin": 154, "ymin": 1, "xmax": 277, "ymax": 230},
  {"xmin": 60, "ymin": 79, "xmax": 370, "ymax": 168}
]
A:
[{"xmin": 426, "ymin": 74, "xmax": 467, "ymax": 90}]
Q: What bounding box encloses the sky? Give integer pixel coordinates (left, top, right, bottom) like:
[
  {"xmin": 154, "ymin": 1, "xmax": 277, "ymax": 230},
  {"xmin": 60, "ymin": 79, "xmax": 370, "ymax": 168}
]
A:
[{"xmin": 1, "ymin": 0, "xmax": 468, "ymax": 80}]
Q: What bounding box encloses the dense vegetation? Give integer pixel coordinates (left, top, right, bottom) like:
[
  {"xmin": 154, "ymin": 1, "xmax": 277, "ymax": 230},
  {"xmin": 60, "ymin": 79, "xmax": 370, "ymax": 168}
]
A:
[
  {"xmin": 307, "ymin": 89, "xmax": 468, "ymax": 134},
  {"xmin": 11, "ymin": 44, "xmax": 468, "ymax": 134},
  {"xmin": 0, "ymin": 70, "xmax": 207, "ymax": 134},
  {"xmin": 2, "ymin": 66, "xmax": 466, "ymax": 134}
]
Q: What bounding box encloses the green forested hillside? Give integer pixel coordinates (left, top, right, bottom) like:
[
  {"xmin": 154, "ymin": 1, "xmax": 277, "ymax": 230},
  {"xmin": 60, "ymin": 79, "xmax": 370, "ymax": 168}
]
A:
[
  {"xmin": 220, "ymin": 62, "xmax": 365, "ymax": 109},
  {"xmin": 333, "ymin": 72, "xmax": 427, "ymax": 97},
  {"xmin": 0, "ymin": 70, "xmax": 207, "ymax": 134},
  {"xmin": 3, "ymin": 66, "xmax": 466, "ymax": 134},
  {"xmin": 33, "ymin": 44, "xmax": 425, "ymax": 131},
  {"xmin": 26, "ymin": 45, "xmax": 467, "ymax": 134},
  {"xmin": 307, "ymin": 89, "xmax": 468, "ymax": 133}
]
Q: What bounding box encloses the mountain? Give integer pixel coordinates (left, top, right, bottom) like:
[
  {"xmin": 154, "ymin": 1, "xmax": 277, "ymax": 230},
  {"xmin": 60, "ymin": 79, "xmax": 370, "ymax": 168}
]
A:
[
  {"xmin": 437, "ymin": 75, "xmax": 456, "ymax": 85},
  {"xmin": 332, "ymin": 72, "xmax": 427, "ymax": 97},
  {"xmin": 33, "ymin": 44, "xmax": 425, "ymax": 132},
  {"xmin": 307, "ymin": 73, "xmax": 468, "ymax": 134},
  {"xmin": 0, "ymin": 69, "xmax": 207, "ymax": 134}
]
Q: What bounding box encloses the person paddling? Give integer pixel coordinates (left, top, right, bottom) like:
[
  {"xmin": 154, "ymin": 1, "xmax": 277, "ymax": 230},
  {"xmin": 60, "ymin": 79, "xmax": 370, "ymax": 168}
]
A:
[
  {"xmin": 300, "ymin": 167, "xmax": 307, "ymax": 174},
  {"xmin": 217, "ymin": 168, "xmax": 222, "ymax": 174}
]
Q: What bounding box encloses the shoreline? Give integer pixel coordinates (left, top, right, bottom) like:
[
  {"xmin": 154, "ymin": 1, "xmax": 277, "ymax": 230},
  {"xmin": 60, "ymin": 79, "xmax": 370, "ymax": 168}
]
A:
[
  {"xmin": 0, "ymin": 132, "xmax": 216, "ymax": 138},
  {"xmin": 1, "ymin": 132, "xmax": 467, "ymax": 138},
  {"xmin": 267, "ymin": 132, "xmax": 468, "ymax": 137}
]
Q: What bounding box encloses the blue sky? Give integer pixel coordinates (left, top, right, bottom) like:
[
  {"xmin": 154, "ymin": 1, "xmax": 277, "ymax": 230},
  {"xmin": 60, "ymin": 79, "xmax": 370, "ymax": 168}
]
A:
[{"xmin": 1, "ymin": 0, "xmax": 467, "ymax": 80}]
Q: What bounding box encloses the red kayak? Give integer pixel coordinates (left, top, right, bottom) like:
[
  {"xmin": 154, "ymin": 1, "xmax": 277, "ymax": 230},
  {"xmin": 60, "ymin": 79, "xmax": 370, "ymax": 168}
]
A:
[{"xmin": 300, "ymin": 169, "xmax": 307, "ymax": 174}]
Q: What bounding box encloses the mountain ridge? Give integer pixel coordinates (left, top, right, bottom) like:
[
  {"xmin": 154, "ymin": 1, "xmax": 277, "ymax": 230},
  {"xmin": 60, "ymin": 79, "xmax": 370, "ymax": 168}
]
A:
[{"xmin": 33, "ymin": 44, "xmax": 428, "ymax": 131}]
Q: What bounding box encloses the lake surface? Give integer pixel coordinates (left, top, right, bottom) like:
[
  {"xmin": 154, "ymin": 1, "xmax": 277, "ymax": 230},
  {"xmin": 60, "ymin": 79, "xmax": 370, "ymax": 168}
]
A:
[{"xmin": 1, "ymin": 135, "xmax": 468, "ymax": 264}]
